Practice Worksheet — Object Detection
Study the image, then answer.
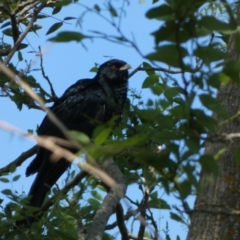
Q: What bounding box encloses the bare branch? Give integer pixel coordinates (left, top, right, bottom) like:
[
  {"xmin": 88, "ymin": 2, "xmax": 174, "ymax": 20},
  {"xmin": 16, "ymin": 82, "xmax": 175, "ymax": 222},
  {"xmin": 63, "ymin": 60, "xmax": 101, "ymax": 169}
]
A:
[
  {"xmin": 41, "ymin": 171, "xmax": 88, "ymax": 213},
  {"xmin": 10, "ymin": 13, "xmax": 19, "ymax": 43},
  {"xmin": 116, "ymin": 203, "xmax": 129, "ymax": 239},
  {"xmin": 105, "ymin": 209, "xmax": 133, "ymax": 230},
  {"xmin": 38, "ymin": 46, "xmax": 58, "ymax": 101},
  {"xmin": 0, "ymin": 61, "xmax": 71, "ymax": 141},
  {"xmin": 4, "ymin": 2, "xmax": 46, "ymax": 66},
  {"xmin": 86, "ymin": 159, "xmax": 127, "ymax": 240},
  {"xmin": 138, "ymin": 179, "xmax": 150, "ymax": 239},
  {"xmin": 0, "ymin": 145, "xmax": 37, "ymax": 176},
  {"xmin": 128, "ymin": 65, "xmax": 182, "ymax": 79}
]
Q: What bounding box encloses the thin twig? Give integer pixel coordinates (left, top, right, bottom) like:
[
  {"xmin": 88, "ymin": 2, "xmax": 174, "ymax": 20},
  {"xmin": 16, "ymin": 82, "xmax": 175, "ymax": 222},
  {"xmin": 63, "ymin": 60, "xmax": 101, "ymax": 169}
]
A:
[
  {"xmin": 4, "ymin": 3, "xmax": 46, "ymax": 66},
  {"xmin": 38, "ymin": 46, "xmax": 57, "ymax": 100},
  {"xmin": 128, "ymin": 65, "xmax": 182, "ymax": 79},
  {"xmin": 41, "ymin": 171, "xmax": 88, "ymax": 213},
  {"xmin": 116, "ymin": 203, "xmax": 129, "ymax": 239},
  {"xmin": 10, "ymin": 13, "xmax": 19, "ymax": 43},
  {"xmin": 0, "ymin": 145, "xmax": 37, "ymax": 176},
  {"xmin": 0, "ymin": 61, "xmax": 71, "ymax": 140}
]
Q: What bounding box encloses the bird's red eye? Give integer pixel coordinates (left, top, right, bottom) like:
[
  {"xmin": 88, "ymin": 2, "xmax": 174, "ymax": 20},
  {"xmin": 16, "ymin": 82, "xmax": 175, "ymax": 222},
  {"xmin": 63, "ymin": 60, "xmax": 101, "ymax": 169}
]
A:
[{"xmin": 111, "ymin": 65, "xmax": 116, "ymax": 69}]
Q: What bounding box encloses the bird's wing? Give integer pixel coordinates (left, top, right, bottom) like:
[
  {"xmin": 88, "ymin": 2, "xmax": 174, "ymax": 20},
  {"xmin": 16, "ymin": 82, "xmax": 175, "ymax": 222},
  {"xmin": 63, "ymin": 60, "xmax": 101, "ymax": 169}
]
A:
[
  {"xmin": 38, "ymin": 79, "xmax": 103, "ymax": 136},
  {"xmin": 26, "ymin": 79, "xmax": 106, "ymax": 177},
  {"xmin": 26, "ymin": 79, "xmax": 108, "ymax": 208}
]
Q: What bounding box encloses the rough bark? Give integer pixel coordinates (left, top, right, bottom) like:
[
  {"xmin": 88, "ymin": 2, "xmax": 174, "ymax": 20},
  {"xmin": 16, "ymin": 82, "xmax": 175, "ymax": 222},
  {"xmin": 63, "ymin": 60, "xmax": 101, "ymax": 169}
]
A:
[
  {"xmin": 187, "ymin": 9, "xmax": 240, "ymax": 240},
  {"xmin": 86, "ymin": 158, "xmax": 127, "ymax": 240}
]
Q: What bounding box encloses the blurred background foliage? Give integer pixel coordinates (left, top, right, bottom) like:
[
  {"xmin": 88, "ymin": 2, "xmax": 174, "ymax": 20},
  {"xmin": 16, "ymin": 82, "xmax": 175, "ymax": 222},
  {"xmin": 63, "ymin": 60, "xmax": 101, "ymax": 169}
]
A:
[{"xmin": 0, "ymin": 0, "xmax": 239, "ymax": 239}]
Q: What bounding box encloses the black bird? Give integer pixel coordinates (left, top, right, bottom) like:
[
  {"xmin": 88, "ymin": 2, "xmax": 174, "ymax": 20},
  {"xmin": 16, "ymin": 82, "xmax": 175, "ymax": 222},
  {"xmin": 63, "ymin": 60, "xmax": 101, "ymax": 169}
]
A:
[{"xmin": 25, "ymin": 59, "xmax": 131, "ymax": 212}]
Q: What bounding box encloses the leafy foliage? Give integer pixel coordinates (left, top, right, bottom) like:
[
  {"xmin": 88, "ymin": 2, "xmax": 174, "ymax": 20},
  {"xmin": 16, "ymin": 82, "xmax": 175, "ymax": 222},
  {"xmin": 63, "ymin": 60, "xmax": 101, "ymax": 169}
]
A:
[{"xmin": 0, "ymin": 0, "xmax": 238, "ymax": 239}]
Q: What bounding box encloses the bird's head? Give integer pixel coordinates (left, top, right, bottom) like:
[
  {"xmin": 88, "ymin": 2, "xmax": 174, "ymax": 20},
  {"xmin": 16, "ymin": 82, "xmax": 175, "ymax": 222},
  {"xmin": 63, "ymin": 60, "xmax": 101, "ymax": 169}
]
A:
[{"xmin": 97, "ymin": 59, "xmax": 131, "ymax": 82}]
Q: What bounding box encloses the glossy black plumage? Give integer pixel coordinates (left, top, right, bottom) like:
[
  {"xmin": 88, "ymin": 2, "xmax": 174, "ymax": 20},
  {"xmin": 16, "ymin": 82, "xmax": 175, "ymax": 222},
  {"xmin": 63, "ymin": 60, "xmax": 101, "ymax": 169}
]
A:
[{"xmin": 26, "ymin": 59, "xmax": 131, "ymax": 211}]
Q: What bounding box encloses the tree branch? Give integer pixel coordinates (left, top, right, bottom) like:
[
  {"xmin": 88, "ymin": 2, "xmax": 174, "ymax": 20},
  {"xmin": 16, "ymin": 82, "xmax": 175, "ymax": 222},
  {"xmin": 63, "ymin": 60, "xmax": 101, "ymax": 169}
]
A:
[
  {"xmin": 38, "ymin": 46, "xmax": 58, "ymax": 101},
  {"xmin": 0, "ymin": 145, "xmax": 37, "ymax": 176},
  {"xmin": 138, "ymin": 179, "xmax": 150, "ymax": 239},
  {"xmin": 4, "ymin": 2, "xmax": 46, "ymax": 66},
  {"xmin": 41, "ymin": 171, "xmax": 88, "ymax": 213},
  {"xmin": 128, "ymin": 66, "xmax": 182, "ymax": 79},
  {"xmin": 105, "ymin": 209, "xmax": 134, "ymax": 230},
  {"xmin": 10, "ymin": 13, "xmax": 19, "ymax": 44},
  {"xmin": 86, "ymin": 158, "xmax": 127, "ymax": 240},
  {"xmin": 116, "ymin": 203, "xmax": 128, "ymax": 240}
]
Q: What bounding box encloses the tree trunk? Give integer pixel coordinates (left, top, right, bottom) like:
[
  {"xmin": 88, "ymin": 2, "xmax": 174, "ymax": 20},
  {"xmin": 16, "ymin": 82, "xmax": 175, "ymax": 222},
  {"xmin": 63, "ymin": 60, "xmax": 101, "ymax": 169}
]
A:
[{"xmin": 187, "ymin": 6, "xmax": 240, "ymax": 240}]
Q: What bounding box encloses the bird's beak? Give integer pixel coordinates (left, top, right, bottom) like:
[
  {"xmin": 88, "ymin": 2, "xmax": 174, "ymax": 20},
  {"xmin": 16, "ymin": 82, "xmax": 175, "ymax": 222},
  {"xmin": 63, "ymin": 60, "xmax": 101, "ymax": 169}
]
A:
[{"xmin": 120, "ymin": 63, "xmax": 131, "ymax": 71}]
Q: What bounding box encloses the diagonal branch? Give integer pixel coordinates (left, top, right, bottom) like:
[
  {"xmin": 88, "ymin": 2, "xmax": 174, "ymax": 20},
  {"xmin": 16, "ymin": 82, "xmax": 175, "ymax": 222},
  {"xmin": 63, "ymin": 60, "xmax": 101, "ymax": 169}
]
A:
[
  {"xmin": 38, "ymin": 46, "xmax": 58, "ymax": 101},
  {"xmin": 116, "ymin": 202, "xmax": 129, "ymax": 239},
  {"xmin": 40, "ymin": 171, "xmax": 88, "ymax": 213},
  {"xmin": 86, "ymin": 158, "xmax": 128, "ymax": 240},
  {"xmin": 4, "ymin": 2, "xmax": 46, "ymax": 66},
  {"xmin": 0, "ymin": 145, "xmax": 37, "ymax": 176},
  {"xmin": 128, "ymin": 65, "xmax": 182, "ymax": 79}
]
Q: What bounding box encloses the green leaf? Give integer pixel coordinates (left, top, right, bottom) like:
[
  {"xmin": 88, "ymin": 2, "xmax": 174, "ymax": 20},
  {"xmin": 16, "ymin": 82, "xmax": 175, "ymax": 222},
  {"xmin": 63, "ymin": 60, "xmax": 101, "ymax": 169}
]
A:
[
  {"xmin": 37, "ymin": 14, "xmax": 48, "ymax": 19},
  {"xmin": 142, "ymin": 75, "xmax": 159, "ymax": 88},
  {"xmin": 191, "ymin": 109, "xmax": 217, "ymax": 133},
  {"xmin": 2, "ymin": 28, "xmax": 16, "ymax": 37},
  {"xmin": 54, "ymin": 0, "xmax": 72, "ymax": 7},
  {"xmin": 152, "ymin": 19, "xmax": 202, "ymax": 44},
  {"xmin": 30, "ymin": 24, "xmax": 42, "ymax": 35},
  {"xmin": 208, "ymin": 74, "xmax": 221, "ymax": 89},
  {"xmin": 92, "ymin": 190, "xmax": 103, "ymax": 201},
  {"xmin": 199, "ymin": 94, "xmax": 227, "ymax": 118},
  {"xmin": 235, "ymin": 148, "xmax": 240, "ymax": 165},
  {"xmin": 108, "ymin": 3, "xmax": 118, "ymax": 17},
  {"xmin": 10, "ymin": 92, "xmax": 29, "ymax": 111},
  {"xmin": 70, "ymin": 131, "xmax": 90, "ymax": 145},
  {"xmin": 52, "ymin": 6, "xmax": 62, "ymax": 15},
  {"xmin": 177, "ymin": 180, "xmax": 191, "ymax": 200},
  {"xmin": 0, "ymin": 178, "xmax": 10, "ymax": 183},
  {"xmin": 64, "ymin": 17, "xmax": 77, "ymax": 21},
  {"xmin": 2, "ymin": 189, "xmax": 12, "ymax": 195},
  {"xmin": 218, "ymin": 72, "xmax": 230, "ymax": 84},
  {"xmin": 18, "ymin": 51, "xmax": 23, "ymax": 61},
  {"xmin": 149, "ymin": 198, "xmax": 171, "ymax": 209},
  {"xmin": 49, "ymin": 31, "xmax": 87, "ymax": 42},
  {"xmin": 94, "ymin": 4, "xmax": 101, "ymax": 12},
  {"xmin": 164, "ymin": 87, "xmax": 180, "ymax": 101},
  {"xmin": 4, "ymin": 204, "xmax": 12, "ymax": 219},
  {"xmin": 89, "ymin": 67, "xmax": 98, "ymax": 72},
  {"xmin": 146, "ymin": 4, "xmax": 173, "ymax": 21},
  {"xmin": 170, "ymin": 212, "xmax": 185, "ymax": 223},
  {"xmin": 200, "ymin": 155, "xmax": 218, "ymax": 175},
  {"xmin": 151, "ymin": 191, "xmax": 158, "ymax": 199},
  {"xmin": 147, "ymin": 45, "xmax": 188, "ymax": 68},
  {"xmin": 194, "ymin": 46, "xmax": 228, "ymax": 65},
  {"xmin": 46, "ymin": 22, "xmax": 63, "ymax": 35},
  {"xmin": 214, "ymin": 148, "xmax": 226, "ymax": 161},
  {"xmin": 95, "ymin": 127, "xmax": 112, "ymax": 145},
  {"xmin": 142, "ymin": 62, "xmax": 155, "ymax": 76},
  {"xmin": 18, "ymin": 43, "xmax": 28, "ymax": 50},
  {"xmin": 88, "ymin": 198, "xmax": 100, "ymax": 210},
  {"xmin": 12, "ymin": 175, "xmax": 21, "ymax": 182},
  {"xmin": 184, "ymin": 164, "xmax": 199, "ymax": 188},
  {"xmin": 1, "ymin": 21, "xmax": 11, "ymax": 29},
  {"xmin": 198, "ymin": 16, "xmax": 232, "ymax": 32},
  {"xmin": 223, "ymin": 60, "xmax": 240, "ymax": 83}
]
